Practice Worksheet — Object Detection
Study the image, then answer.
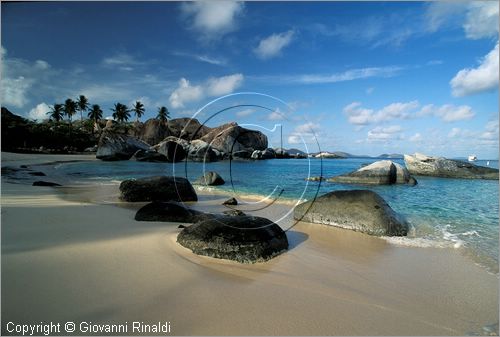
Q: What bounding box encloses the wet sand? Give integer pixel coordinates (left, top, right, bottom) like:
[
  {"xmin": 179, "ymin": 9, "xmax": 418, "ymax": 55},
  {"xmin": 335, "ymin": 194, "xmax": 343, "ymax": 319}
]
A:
[{"xmin": 1, "ymin": 152, "xmax": 498, "ymax": 335}]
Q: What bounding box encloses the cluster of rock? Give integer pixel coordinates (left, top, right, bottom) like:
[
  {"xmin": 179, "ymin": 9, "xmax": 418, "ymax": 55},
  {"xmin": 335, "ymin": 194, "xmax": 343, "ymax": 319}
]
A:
[
  {"xmin": 96, "ymin": 119, "xmax": 269, "ymax": 162},
  {"xmin": 404, "ymin": 153, "xmax": 498, "ymax": 180},
  {"xmin": 119, "ymin": 175, "xmax": 288, "ymax": 263},
  {"xmin": 328, "ymin": 160, "xmax": 417, "ymax": 185}
]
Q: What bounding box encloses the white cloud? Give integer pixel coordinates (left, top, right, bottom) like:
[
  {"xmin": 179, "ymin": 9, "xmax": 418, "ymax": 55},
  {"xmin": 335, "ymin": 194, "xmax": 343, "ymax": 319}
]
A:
[
  {"xmin": 344, "ymin": 100, "xmax": 475, "ymax": 125},
  {"xmin": 450, "ymin": 42, "xmax": 499, "ymax": 97},
  {"xmin": 235, "ymin": 108, "xmax": 254, "ymax": 118},
  {"xmin": 366, "ymin": 87, "xmax": 374, "ymax": 95},
  {"xmin": 367, "ymin": 125, "xmax": 404, "ymax": 142},
  {"xmin": 168, "ymin": 78, "xmax": 204, "ymax": 109},
  {"xmin": 409, "ymin": 133, "xmax": 422, "ymax": 142},
  {"xmin": 1, "ymin": 76, "xmax": 33, "ymax": 108},
  {"xmin": 34, "ymin": 60, "xmax": 50, "ymax": 70},
  {"xmin": 28, "ymin": 102, "xmax": 50, "ymax": 121},
  {"xmin": 254, "ymin": 30, "xmax": 295, "ymax": 60},
  {"xmin": 172, "ymin": 51, "xmax": 227, "ymax": 66},
  {"xmin": 288, "ymin": 122, "xmax": 320, "ymax": 144},
  {"xmin": 434, "ymin": 104, "xmax": 475, "ymax": 122},
  {"xmin": 480, "ymin": 120, "xmax": 499, "ymax": 140},
  {"xmin": 103, "ymin": 53, "xmax": 137, "ymax": 66},
  {"xmin": 448, "ymin": 127, "xmax": 462, "ymax": 138},
  {"xmin": 344, "ymin": 100, "xmax": 418, "ymax": 125},
  {"xmin": 267, "ymin": 108, "xmax": 286, "ymax": 121},
  {"xmin": 169, "ymin": 74, "xmax": 244, "ymax": 109},
  {"xmin": 206, "ymin": 73, "xmax": 243, "ymax": 96},
  {"xmin": 464, "ymin": 2, "xmax": 499, "ymax": 40},
  {"xmin": 425, "ymin": 2, "xmax": 466, "ymax": 33},
  {"xmin": 181, "ymin": 1, "xmax": 244, "ymax": 40}
]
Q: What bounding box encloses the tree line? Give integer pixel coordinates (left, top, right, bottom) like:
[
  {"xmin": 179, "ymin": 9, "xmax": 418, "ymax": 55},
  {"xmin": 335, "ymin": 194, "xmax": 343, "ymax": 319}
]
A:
[{"xmin": 47, "ymin": 95, "xmax": 171, "ymax": 127}]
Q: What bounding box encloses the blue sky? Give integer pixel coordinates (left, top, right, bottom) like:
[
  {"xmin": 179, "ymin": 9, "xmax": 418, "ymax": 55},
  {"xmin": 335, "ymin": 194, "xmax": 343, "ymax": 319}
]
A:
[{"xmin": 1, "ymin": 1, "xmax": 498, "ymax": 158}]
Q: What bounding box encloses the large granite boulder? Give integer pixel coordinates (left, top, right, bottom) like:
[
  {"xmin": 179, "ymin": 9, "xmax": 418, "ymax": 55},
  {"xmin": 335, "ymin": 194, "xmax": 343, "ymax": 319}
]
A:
[
  {"xmin": 177, "ymin": 215, "xmax": 288, "ymax": 263},
  {"xmin": 194, "ymin": 171, "xmax": 225, "ymax": 186},
  {"xmin": 404, "ymin": 153, "xmax": 499, "ymax": 179},
  {"xmin": 251, "ymin": 148, "xmax": 276, "ymax": 160},
  {"xmin": 119, "ymin": 176, "xmax": 198, "ymax": 202},
  {"xmin": 294, "ymin": 190, "xmax": 408, "ymax": 236},
  {"xmin": 201, "ymin": 122, "xmax": 267, "ymax": 155},
  {"xmin": 130, "ymin": 149, "xmax": 168, "ymax": 162},
  {"xmin": 328, "ymin": 160, "xmax": 417, "ymax": 185},
  {"xmin": 96, "ymin": 130, "xmax": 151, "ymax": 161},
  {"xmin": 168, "ymin": 118, "xmax": 211, "ymax": 140},
  {"xmin": 187, "ymin": 139, "xmax": 219, "ymax": 162},
  {"xmin": 133, "ymin": 119, "xmax": 170, "ymax": 146},
  {"xmin": 157, "ymin": 140, "xmax": 186, "ymax": 162}
]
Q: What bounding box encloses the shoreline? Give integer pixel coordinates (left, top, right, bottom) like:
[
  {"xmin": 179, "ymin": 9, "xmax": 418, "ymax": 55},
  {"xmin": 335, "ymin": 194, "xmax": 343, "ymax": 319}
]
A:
[{"xmin": 1, "ymin": 152, "xmax": 498, "ymax": 335}]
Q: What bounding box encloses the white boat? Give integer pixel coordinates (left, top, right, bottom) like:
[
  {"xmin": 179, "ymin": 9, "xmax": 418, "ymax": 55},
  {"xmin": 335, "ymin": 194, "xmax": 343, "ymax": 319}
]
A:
[{"xmin": 468, "ymin": 155, "xmax": 477, "ymax": 162}]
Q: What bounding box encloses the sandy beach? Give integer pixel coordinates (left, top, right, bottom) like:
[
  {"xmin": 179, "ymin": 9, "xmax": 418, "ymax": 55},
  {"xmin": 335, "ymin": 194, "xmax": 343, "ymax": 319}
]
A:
[{"xmin": 1, "ymin": 152, "xmax": 498, "ymax": 335}]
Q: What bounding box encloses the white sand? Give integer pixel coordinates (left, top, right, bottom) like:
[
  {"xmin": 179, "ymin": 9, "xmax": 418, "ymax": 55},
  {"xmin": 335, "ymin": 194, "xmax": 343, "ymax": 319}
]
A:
[{"xmin": 1, "ymin": 152, "xmax": 498, "ymax": 335}]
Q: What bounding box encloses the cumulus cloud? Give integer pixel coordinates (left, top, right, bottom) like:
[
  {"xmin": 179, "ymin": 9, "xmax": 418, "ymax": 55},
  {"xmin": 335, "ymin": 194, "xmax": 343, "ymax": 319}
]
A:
[
  {"xmin": 180, "ymin": 1, "xmax": 244, "ymax": 40},
  {"xmin": 464, "ymin": 2, "xmax": 499, "ymax": 40},
  {"xmin": 450, "ymin": 42, "xmax": 499, "ymax": 97},
  {"xmin": 235, "ymin": 108, "xmax": 255, "ymax": 118},
  {"xmin": 169, "ymin": 74, "xmax": 244, "ymax": 109},
  {"xmin": 267, "ymin": 108, "xmax": 286, "ymax": 121},
  {"xmin": 206, "ymin": 73, "xmax": 243, "ymax": 96},
  {"xmin": 367, "ymin": 125, "xmax": 404, "ymax": 142},
  {"xmin": 1, "ymin": 76, "xmax": 34, "ymax": 108},
  {"xmin": 344, "ymin": 100, "xmax": 475, "ymax": 125},
  {"xmin": 343, "ymin": 100, "xmax": 418, "ymax": 125},
  {"xmin": 288, "ymin": 122, "xmax": 320, "ymax": 144},
  {"xmin": 409, "ymin": 133, "xmax": 422, "ymax": 142},
  {"xmin": 254, "ymin": 30, "xmax": 295, "ymax": 60},
  {"xmin": 28, "ymin": 102, "xmax": 50, "ymax": 121},
  {"xmin": 169, "ymin": 78, "xmax": 204, "ymax": 109}
]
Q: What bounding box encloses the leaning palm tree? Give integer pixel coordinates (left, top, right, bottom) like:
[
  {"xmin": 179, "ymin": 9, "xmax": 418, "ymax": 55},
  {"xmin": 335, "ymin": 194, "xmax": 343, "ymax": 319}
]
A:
[
  {"xmin": 64, "ymin": 98, "xmax": 77, "ymax": 135},
  {"xmin": 132, "ymin": 101, "xmax": 145, "ymax": 122},
  {"xmin": 157, "ymin": 106, "xmax": 170, "ymax": 123},
  {"xmin": 48, "ymin": 103, "xmax": 64, "ymax": 123},
  {"xmin": 111, "ymin": 103, "xmax": 130, "ymax": 123},
  {"xmin": 76, "ymin": 95, "xmax": 90, "ymax": 122}
]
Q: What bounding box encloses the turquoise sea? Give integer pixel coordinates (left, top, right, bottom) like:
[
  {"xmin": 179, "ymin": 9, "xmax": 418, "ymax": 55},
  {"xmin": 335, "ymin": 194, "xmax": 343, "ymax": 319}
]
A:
[{"xmin": 55, "ymin": 157, "xmax": 499, "ymax": 273}]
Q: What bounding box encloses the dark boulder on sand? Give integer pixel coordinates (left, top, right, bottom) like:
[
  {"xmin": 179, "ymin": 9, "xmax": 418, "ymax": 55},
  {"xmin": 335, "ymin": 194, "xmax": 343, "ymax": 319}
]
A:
[
  {"xmin": 177, "ymin": 215, "xmax": 288, "ymax": 263},
  {"xmin": 119, "ymin": 176, "xmax": 198, "ymax": 202},
  {"xmin": 223, "ymin": 197, "xmax": 238, "ymax": 205},
  {"xmin": 194, "ymin": 171, "xmax": 225, "ymax": 186},
  {"xmin": 96, "ymin": 130, "xmax": 151, "ymax": 161},
  {"xmin": 135, "ymin": 201, "xmax": 215, "ymax": 223},
  {"xmin": 328, "ymin": 160, "xmax": 417, "ymax": 185},
  {"xmin": 33, "ymin": 181, "xmax": 61, "ymax": 187},
  {"xmin": 294, "ymin": 190, "xmax": 408, "ymax": 236},
  {"xmin": 404, "ymin": 153, "xmax": 499, "ymax": 180}
]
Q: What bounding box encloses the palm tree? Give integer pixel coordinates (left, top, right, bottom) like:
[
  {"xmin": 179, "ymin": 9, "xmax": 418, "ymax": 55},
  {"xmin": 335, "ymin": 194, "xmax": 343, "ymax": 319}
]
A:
[
  {"xmin": 64, "ymin": 98, "xmax": 77, "ymax": 123},
  {"xmin": 48, "ymin": 103, "xmax": 64, "ymax": 123},
  {"xmin": 76, "ymin": 95, "xmax": 90, "ymax": 122},
  {"xmin": 111, "ymin": 103, "xmax": 130, "ymax": 123},
  {"xmin": 132, "ymin": 101, "xmax": 145, "ymax": 122},
  {"xmin": 88, "ymin": 104, "xmax": 103, "ymax": 124},
  {"xmin": 157, "ymin": 106, "xmax": 170, "ymax": 123},
  {"xmin": 88, "ymin": 104, "xmax": 103, "ymax": 134}
]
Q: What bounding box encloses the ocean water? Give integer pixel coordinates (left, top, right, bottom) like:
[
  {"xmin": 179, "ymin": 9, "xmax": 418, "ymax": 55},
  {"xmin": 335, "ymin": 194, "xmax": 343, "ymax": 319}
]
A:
[{"xmin": 55, "ymin": 157, "xmax": 499, "ymax": 273}]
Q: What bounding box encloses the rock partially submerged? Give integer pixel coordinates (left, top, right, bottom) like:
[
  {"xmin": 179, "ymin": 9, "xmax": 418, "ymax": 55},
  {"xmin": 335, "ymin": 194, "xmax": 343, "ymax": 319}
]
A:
[
  {"xmin": 223, "ymin": 197, "xmax": 238, "ymax": 205},
  {"xmin": 294, "ymin": 190, "xmax": 408, "ymax": 236},
  {"xmin": 194, "ymin": 171, "xmax": 225, "ymax": 186},
  {"xmin": 177, "ymin": 215, "xmax": 288, "ymax": 263},
  {"xmin": 404, "ymin": 153, "xmax": 499, "ymax": 180},
  {"xmin": 130, "ymin": 149, "xmax": 168, "ymax": 162},
  {"xmin": 96, "ymin": 130, "xmax": 151, "ymax": 161},
  {"xmin": 328, "ymin": 160, "xmax": 417, "ymax": 185},
  {"xmin": 119, "ymin": 176, "xmax": 198, "ymax": 202},
  {"xmin": 156, "ymin": 140, "xmax": 186, "ymax": 162}
]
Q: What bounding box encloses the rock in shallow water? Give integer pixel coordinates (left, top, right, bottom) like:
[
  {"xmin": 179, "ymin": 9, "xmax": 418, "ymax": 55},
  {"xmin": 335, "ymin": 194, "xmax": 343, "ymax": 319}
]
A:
[
  {"xmin": 328, "ymin": 160, "xmax": 416, "ymax": 185},
  {"xmin": 404, "ymin": 153, "xmax": 499, "ymax": 179},
  {"xmin": 177, "ymin": 216, "xmax": 288, "ymax": 263},
  {"xmin": 194, "ymin": 171, "xmax": 225, "ymax": 186},
  {"xmin": 32, "ymin": 181, "xmax": 61, "ymax": 187},
  {"xmin": 119, "ymin": 176, "xmax": 198, "ymax": 202},
  {"xmin": 294, "ymin": 190, "xmax": 408, "ymax": 236}
]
